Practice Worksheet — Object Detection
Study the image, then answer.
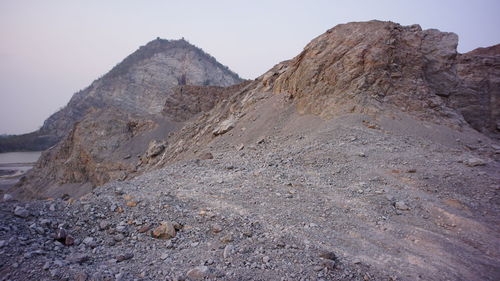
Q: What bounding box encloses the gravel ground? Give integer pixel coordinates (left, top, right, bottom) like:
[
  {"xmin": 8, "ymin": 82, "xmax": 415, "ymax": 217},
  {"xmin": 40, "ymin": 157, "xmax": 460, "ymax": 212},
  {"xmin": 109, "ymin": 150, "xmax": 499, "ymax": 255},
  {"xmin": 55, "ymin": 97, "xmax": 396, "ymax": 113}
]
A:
[{"xmin": 1, "ymin": 113, "xmax": 499, "ymax": 281}]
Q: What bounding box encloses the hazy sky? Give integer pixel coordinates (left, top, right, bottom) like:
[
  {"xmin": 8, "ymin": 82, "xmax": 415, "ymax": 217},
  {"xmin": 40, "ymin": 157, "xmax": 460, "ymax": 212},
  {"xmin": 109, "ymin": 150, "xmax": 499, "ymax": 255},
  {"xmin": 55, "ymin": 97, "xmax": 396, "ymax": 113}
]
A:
[{"xmin": 1, "ymin": 0, "xmax": 499, "ymax": 134}]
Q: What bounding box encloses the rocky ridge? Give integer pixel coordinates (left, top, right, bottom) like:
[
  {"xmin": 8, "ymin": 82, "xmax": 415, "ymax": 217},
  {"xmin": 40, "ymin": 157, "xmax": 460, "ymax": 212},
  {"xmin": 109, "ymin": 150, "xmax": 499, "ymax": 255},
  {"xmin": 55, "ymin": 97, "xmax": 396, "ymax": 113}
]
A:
[
  {"xmin": 1, "ymin": 21, "xmax": 500, "ymax": 281},
  {"xmin": 0, "ymin": 38, "xmax": 242, "ymax": 152}
]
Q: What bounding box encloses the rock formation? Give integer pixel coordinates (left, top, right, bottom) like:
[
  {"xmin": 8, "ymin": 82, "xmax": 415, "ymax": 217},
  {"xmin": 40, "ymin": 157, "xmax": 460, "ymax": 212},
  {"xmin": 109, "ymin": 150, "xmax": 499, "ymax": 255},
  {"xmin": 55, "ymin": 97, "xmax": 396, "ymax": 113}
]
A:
[
  {"xmin": 453, "ymin": 44, "xmax": 500, "ymax": 137},
  {"xmin": 1, "ymin": 21, "xmax": 499, "ymax": 281},
  {"xmin": 0, "ymin": 38, "xmax": 242, "ymax": 152},
  {"xmin": 10, "ymin": 39, "xmax": 243, "ymax": 198},
  {"xmin": 144, "ymin": 21, "xmax": 499, "ymax": 167}
]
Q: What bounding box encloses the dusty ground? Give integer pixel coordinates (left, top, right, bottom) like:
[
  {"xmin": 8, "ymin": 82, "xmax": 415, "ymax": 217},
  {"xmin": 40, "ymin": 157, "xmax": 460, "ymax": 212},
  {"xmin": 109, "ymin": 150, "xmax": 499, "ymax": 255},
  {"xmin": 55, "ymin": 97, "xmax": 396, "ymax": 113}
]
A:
[{"xmin": 1, "ymin": 106, "xmax": 499, "ymax": 281}]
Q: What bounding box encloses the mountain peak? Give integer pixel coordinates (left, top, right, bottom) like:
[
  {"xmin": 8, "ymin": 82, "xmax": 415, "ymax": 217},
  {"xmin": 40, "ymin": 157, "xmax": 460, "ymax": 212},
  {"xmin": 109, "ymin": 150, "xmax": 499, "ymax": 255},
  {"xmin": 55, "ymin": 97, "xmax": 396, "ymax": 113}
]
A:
[
  {"xmin": 105, "ymin": 37, "xmax": 240, "ymax": 81},
  {"xmin": 36, "ymin": 37, "xmax": 243, "ymax": 143}
]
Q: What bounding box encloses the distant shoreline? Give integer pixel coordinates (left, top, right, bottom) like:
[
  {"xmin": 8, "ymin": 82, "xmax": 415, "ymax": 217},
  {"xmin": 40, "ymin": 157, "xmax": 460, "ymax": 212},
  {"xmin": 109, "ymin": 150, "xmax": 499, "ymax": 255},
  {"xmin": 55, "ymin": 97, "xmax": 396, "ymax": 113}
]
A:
[{"xmin": 0, "ymin": 151, "xmax": 41, "ymax": 192}]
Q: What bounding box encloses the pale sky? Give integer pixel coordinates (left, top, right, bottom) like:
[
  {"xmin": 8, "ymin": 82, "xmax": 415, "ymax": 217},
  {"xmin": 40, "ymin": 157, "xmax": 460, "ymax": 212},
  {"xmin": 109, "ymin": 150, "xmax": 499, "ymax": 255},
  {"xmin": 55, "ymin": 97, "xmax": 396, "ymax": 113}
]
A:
[{"xmin": 1, "ymin": 0, "xmax": 499, "ymax": 134}]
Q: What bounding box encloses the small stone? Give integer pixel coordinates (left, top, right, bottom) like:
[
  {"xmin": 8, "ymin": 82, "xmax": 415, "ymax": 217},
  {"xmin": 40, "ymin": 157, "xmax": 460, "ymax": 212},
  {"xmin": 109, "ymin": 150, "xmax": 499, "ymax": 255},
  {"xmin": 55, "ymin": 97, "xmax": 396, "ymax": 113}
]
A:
[
  {"xmin": 126, "ymin": 201, "xmax": 138, "ymax": 207},
  {"xmin": 465, "ymin": 158, "xmax": 486, "ymax": 167},
  {"xmin": 223, "ymin": 245, "xmax": 233, "ymax": 259},
  {"xmin": 116, "ymin": 253, "xmax": 134, "ymax": 262},
  {"xmin": 212, "ymin": 117, "xmax": 236, "ymax": 136},
  {"xmin": 263, "ymin": 256, "xmax": 270, "ymax": 263},
  {"xmin": 221, "ymin": 234, "xmax": 233, "ymax": 243},
  {"xmin": 394, "ymin": 201, "xmax": 410, "ymax": 211},
  {"xmin": 137, "ymin": 225, "xmax": 150, "ymax": 233},
  {"xmin": 49, "ymin": 204, "xmax": 56, "ymax": 211},
  {"xmin": 99, "ymin": 221, "xmax": 110, "ymax": 231},
  {"xmin": 172, "ymin": 221, "xmax": 183, "ymax": 230},
  {"xmin": 186, "ymin": 266, "xmax": 212, "ymax": 280},
  {"xmin": 82, "ymin": 237, "xmax": 96, "ymax": 248},
  {"xmin": 42, "ymin": 261, "xmax": 50, "ymax": 270},
  {"xmin": 321, "ymin": 259, "xmax": 336, "ymax": 269},
  {"xmin": 54, "ymin": 228, "xmax": 67, "ymax": 243},
  {"xmin": 151, "ymin": 222, "xmax": 176, "ymax": 239},
  {"xmin": 199, "ymin": 152, "xmax": 214, "ymax": 160},
  {"xmin": 3, "ymin": 194, "xmax": 13, "ymax": 201},
  {"xmin": 160, "ymin": 253, "xmax": 168, "ymax": 260},
  {"xmin": 39, "ymin": 218, "xmax": 52, "ymax": 227},
  {"xmin": 319, "ymin": 251, "xmax": 337, "ymax": 261},
  {"xmin": 65, "ymin": 235, "xmax": 75, "ymax": 246},
  {"xmin": 146, "ymin": 140, "xmax": 166, "ymax": 158},
  {"xmin": 211, "ymin": 224, "xmax": 223, "ymax": 234},
  {"xmin": 14, "ymin": 206, "xmax": 29, "ymax": 218},
  {"xmin": 313, "ymin": 265, "xmax": 323, "ymax": 272},
  {"xmin": 67, "ymin": 253, "xmax": 90, "ymax": 264},
  {"xmin": 114, "ymin": 234, "xmax": 125, "ymax": 242},
  {"xmin": 74, "ymin": 272, "xmax": 88, "ymax": 281},
  {"xmin": 116, "ymin": 224, "xmax": 128, "ymax": 233}
]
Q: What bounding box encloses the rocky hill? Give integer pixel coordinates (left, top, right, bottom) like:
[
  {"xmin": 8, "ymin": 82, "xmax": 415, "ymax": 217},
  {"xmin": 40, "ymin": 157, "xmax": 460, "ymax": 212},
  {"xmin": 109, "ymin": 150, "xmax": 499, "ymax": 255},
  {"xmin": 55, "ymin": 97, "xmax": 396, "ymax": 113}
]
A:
[
  {"xmin": 0, "ymin": 38, "xmax": 242, "ymax": 152},
  {"xmin": 1, "ymin": 21, "xmax": 499, "ymax": 281}
]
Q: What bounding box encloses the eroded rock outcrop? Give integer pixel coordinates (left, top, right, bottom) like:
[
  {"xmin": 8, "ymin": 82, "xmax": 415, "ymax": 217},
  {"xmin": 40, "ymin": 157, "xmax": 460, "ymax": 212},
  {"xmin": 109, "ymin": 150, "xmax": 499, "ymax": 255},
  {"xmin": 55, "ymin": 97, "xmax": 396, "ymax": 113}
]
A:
[
  {"xmin": 12, "ymin": 109, "xmax": 170, "ymax": 199},
  {"xmin": 146, "ymin": 21, "xmax": 499, "ymax": 167},
  {"xmin": 41, "ymin": 38, "xmax": 242, "ymax": 141},
  {"xmin": 453, "ymin": 44, "xmax": 500, "ymax": 138},
  {"xmin": 0, "ymin": 38, "xmax": 242, "ymax": 152}
]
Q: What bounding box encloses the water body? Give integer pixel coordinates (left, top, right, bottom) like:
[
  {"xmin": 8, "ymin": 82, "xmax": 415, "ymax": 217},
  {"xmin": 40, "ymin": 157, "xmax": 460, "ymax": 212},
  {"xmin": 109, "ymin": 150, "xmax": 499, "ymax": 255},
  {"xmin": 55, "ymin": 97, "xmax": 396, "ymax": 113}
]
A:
[
  {"xmin": 0, "ymin": 151, "xmax": 41, "ymax": 164},
  {"xmin": 0, "ymin": 151, "xmax": 42, "ymax": 191}
]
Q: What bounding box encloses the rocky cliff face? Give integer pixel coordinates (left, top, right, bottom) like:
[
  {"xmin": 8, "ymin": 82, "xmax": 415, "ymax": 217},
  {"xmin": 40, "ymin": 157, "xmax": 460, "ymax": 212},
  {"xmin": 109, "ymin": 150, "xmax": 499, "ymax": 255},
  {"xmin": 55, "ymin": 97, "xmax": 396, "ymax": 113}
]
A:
[
  {"xmin": 144, "ymin": 21, "xmax": 499, "ymax": 168},
  {"xmin": 453, "ymin": 44, "xmax": 500, "ymax": 137},
  {"xmin": 40, "ymin": 38, "xmax": 241, "ymax": 141},
  {"xmin": 268, "ymin": 21, "xmax": 461, "ymax": 120},
  {"xmin": 11, "ymin": 39, "xmax": 243, "ymax": 198},
  {"xmin": 0, "ymin": 38, "xmax": 242, "ymax": 153}
]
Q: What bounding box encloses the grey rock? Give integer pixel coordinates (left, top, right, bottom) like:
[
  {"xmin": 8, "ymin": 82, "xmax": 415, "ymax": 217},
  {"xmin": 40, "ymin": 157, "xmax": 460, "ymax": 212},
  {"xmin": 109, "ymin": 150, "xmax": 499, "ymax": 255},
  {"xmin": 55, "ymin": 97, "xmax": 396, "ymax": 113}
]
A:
[
  {"xmin": 213, "ymin": 117, "xmax": 236, "ymax": 136},
  {"xmin": 465, "ymin": 158, "xmax": 486, "ymax": 167},
  {"xmin": 82, "ymin": 237, "xmax": 97, "ymax": 248},
  {"xmin": 42, "ymin": 261, "xmax": 50, "ymax": 270},
  {"xmin": 3, "ymin": 194, "xmax": 13, "ymax": 202},
  {"xmin": 66, "ymin": 253, "xmax": 90, "ymax": 264},
  {"xmin": 186, "ymin": 266, "xmax": 212, "ymax": 280},
  {"xmin": 394, "ymin": 201, "xmax": 410, "ymax": 211},
  {"xmin": 146, "ymin": 140, "xmax": 166, "ymax": 158},
  {"xmin": 114, "ymin": 234, "xmax": 125, "ymax": 242},
  {"xmin": 14, "ymin": 206, "xmax": 29, "ymax": 218},
  {"xmin": 116, "ymin": 252, "xmax": 134, "ymax": 262},
  {"xmin": 223, "ymin": 245, "xmax": 234, "ymax": 259},
  {"xmin": 99, "ymin": 221, "xmax": 110, "ymax": 231}
]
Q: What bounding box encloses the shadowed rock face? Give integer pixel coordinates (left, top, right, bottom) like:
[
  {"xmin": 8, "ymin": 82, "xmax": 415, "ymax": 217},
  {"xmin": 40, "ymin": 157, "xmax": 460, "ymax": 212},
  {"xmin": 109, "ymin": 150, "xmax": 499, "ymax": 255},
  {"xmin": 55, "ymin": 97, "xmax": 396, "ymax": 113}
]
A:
[
  {"xmin": 453, "ymin": 44, "xmax": 500, "ymax": 138},
  {"xmin": 12, "ymin": 109, "xmax": 164, "ymax": 199}
]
